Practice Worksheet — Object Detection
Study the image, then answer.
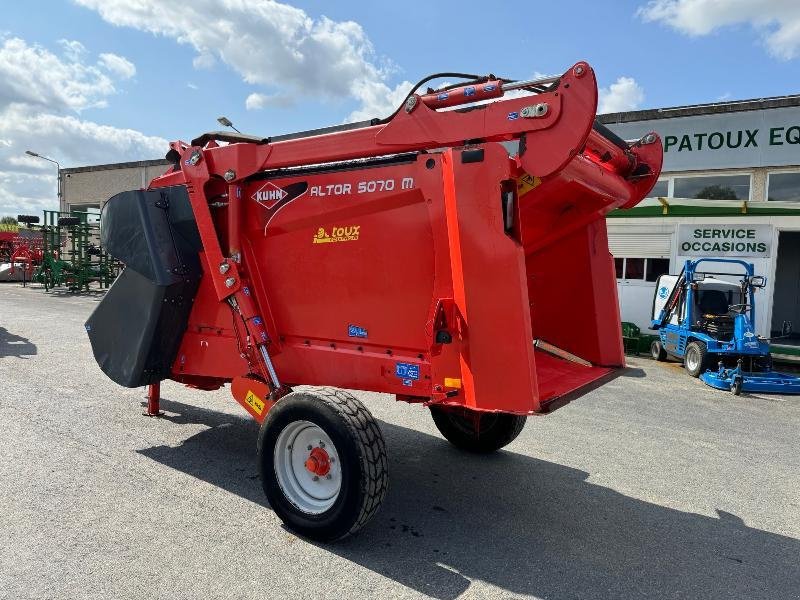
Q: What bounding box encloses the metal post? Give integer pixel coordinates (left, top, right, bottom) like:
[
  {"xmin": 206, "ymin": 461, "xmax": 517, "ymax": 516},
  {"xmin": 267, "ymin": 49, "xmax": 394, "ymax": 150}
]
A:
[{"xmin": 144, "ymin": 382, "xmax": 162, "ymax": 417}]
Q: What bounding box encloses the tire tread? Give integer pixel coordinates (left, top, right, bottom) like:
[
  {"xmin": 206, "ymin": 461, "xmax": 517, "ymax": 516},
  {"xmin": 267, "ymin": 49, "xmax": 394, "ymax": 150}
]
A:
[{"xmin": 303, "ymin": 387, "xmax": 388, "ymax": 535}]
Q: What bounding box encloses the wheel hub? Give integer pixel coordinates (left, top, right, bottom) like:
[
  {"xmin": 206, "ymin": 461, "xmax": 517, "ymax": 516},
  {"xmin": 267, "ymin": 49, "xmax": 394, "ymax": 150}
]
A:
[
  {"xmin": 304, "ymin": 447, "xmax": 331, "ymax": 476},
  {"xmin": 274, "ymin": 420, "xmax": 341, "ymax": 514}
]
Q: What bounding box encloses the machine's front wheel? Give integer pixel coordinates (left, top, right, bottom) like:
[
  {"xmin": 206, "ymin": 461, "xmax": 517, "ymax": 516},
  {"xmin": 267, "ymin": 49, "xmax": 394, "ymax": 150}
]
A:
[
  {"xmin": 684, "ymin": 341, "xmax": 709, "ymax": 377},
  {"xmin": 258, "ymin": 387, "xmax": 388, "ymax": 542},
  {"xmin": 430, "ymin": 406, "xmax": 526, "ymax": 453},
  {"xmin": 651, "ymin": 340, "xmax": 668, "ymax": 361}
]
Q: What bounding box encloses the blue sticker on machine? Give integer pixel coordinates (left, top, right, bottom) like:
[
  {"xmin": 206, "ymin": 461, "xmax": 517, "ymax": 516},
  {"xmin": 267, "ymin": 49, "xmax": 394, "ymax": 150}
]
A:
[
  {"xmin": 348, "ymin": 324, "xmax": 368, "ymax": 338},
  {"xmin": 395, "ymin": 362, "xmax": 420, "ymax": 380},
  {"xmin": 507, "ymin": 111, "xmax": 519, "ymax": 121},
  {"xmin": 484, "ymin": 84, "xmax": 497, "ymax": 92},
  {"xmin": 658, "ymin": 286, "xmax": 669, "ymax": 299},
  {"xmin": 402, "ymin": 379, "xmax": 413, "ymax": 387},
  {"xmin": 464, "ymin": 86, "xmax": 476, "ymax": 97},
  {"xmin": 437, "ymin": 92, "xmax": 449, "ymax": 101}
]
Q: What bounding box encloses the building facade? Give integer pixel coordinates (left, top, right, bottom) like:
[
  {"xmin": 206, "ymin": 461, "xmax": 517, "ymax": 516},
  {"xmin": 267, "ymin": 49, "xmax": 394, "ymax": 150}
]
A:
[
  {"xmin": 60, "ymin": 159, "xmax": 169, "ymax": 214},
  {"xmin": 601, "ymin": 95, "xmax": 800, "ymax": 360}
]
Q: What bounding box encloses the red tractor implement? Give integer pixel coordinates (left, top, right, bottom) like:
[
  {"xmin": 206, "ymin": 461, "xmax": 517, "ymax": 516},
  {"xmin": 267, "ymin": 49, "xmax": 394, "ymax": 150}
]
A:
[{"xmin": 86, "ymin": 62, "xmax": 662, "ymax": 540}]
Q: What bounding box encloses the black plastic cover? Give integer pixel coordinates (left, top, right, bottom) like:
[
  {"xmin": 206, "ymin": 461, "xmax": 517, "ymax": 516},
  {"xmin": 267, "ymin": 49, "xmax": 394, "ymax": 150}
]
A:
[{"xmin": 85, "ymin": 186, "xmax": 202, "ymax": 388}]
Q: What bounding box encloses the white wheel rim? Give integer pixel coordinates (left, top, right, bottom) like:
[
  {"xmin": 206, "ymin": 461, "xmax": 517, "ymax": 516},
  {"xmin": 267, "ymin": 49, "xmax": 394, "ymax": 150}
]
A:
[
  {"xmin": 274, "ymin": 420, "xmax": 341, "ymax": 514},
  {"xmin": 686, "ymin": 348, "xmax": 699, "ymax": 371}
]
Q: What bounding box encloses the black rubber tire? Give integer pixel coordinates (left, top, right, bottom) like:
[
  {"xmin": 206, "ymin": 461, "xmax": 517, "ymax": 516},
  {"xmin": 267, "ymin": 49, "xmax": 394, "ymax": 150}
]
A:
[
  {"xmin": 684, "ymin": 341, "xmax": 709, "ymax": 378},
  {"xmin": 258, "ymin": 387, "xmax": 388, "ymax": 542},
  {"xmin": 57, "ymin": 217, "xmax": 81, "ymax": 226},
  {"xmin": 17, "ymin": 214, "xmax": 39, "ymax": 224},
  {"xmin": 651, "ymin": 340, "xmax": 668, "ymax": 361},
  {"xmin": 430, "ymin": 406, "xmax": 526, "ymax": 453}
]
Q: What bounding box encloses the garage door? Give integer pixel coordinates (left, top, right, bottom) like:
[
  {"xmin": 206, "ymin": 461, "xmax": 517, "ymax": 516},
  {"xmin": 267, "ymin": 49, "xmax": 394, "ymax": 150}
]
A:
[{"xmin": 608, "ymin": 233, "xmax": 672, "ymax": 258}]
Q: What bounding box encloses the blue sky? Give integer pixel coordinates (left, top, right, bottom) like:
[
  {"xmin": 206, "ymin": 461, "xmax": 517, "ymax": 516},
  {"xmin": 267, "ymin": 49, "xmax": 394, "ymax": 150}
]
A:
[{"xmin": 1, "ymin": 0, "xmax": 799, "ymax": 215}]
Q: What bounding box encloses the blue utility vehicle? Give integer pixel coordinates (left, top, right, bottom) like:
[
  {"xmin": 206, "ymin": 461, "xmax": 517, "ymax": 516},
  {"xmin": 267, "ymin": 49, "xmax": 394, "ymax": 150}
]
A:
[{"xmin": 650, "ymin": 258, "xmax": 799, "ymax": 395}]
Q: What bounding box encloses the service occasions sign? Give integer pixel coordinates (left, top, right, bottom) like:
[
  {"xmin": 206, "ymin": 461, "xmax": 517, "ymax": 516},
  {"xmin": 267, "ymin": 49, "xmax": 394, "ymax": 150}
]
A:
[{"xmin": 677, "ymin": 224, "xmax": 772, "ymax": 258}]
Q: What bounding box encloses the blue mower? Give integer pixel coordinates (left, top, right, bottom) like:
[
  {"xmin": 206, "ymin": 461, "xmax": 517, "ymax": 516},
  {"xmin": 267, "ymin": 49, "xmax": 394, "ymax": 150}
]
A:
[{"xmin": 650, "ymin": 258, "xmax": 800, "ymax": 395}]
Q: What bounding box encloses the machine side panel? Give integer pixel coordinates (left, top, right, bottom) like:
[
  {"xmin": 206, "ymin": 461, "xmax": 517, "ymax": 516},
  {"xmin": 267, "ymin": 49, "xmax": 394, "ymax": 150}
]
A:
[{"xmin": 439, "ymin": 145, "xmax": 539, "ymax": 413}]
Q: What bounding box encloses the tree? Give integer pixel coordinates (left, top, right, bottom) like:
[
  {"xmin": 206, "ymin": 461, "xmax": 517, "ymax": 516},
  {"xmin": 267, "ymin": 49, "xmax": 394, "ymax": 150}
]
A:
[
  {"xmin": 694, "ymin": 185, "xmax": 738, "ymax": 200},
  {"xmin": 1, "ymin": 216, "xmax": 17, "ymax": 225}
]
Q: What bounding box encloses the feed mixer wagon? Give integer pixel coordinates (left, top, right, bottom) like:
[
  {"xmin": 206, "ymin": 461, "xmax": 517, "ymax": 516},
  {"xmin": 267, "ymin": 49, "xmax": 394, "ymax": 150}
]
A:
[{"xmin": 86, "ymin": 62, "xmax": 663, "ymax": 540}]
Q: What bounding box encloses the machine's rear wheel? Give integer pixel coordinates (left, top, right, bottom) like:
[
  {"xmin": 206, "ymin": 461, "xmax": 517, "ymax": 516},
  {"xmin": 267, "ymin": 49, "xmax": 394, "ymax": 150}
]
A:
[
  {"xmin": 684, "ymin": 341, "xmax": 709, "ymax": 377},
  {"xmin": 651, "ymin": 340, "xmax": 668, "ymax": 361},
  {"xmin": 258, "ymin": 387, "xmax": 388, "ymax": 541},
  {"xmin": 430, "ymin": 406, "xmax": 526, "ymax": 453}
]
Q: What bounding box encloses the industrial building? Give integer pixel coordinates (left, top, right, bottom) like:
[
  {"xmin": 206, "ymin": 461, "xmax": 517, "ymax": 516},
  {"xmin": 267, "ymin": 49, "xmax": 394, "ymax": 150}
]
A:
[{"xmin": 601, "ymin": 94, "xmax": 800, "ymax": 361}]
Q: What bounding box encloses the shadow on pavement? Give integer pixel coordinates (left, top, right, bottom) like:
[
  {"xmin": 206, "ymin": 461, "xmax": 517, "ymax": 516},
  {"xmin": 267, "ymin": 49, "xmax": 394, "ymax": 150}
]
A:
[
  {"xmin": 619, "ymin": 366, "xmax": 646, "ymax": 378},
  {"xmin": 139, "ymin": 398, "xmax": 799, "ymax": 600},
  {"xmin": 0, "ymin": 326, "xmax": 37, "ymax": 358},
  {"xmin": 44, "ymin": 287, "xmax": 107, "ymax": 301}
]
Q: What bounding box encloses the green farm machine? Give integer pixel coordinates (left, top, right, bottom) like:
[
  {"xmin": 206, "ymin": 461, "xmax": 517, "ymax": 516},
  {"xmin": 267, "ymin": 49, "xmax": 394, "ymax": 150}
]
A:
[{"xmin": 21, "ymin": 209, "xmax": 120, "ymax": 291}]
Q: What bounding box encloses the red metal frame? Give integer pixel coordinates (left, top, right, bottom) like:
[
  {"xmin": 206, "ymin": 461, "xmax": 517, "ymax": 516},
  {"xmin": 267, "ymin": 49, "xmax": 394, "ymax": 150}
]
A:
[{"xmin": 140, "ymin": 61, "xmax": 662, "ymax": 417}]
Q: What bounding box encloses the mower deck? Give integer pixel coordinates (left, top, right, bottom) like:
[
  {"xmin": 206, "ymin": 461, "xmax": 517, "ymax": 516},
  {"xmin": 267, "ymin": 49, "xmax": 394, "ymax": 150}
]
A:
[{"xmin": 701, "ymin": 368, "xmax": 800, "ymax": 394}]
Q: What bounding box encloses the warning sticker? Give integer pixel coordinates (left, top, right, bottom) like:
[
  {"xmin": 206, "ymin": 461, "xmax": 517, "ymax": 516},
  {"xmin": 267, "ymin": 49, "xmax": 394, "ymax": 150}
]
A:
[
  {"xmin": 517, "ymin": 173, "xmax": 541, "ymax": 196},
  {"xmin": 244, "ymin": 390, "xmax": 265, "ymax": 415}
]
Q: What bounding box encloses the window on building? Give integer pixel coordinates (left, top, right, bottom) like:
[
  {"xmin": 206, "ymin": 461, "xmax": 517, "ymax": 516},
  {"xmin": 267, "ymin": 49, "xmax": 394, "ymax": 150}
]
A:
[
  {"xmin": 767, "ymin": 171, "xmax": 800, "ymax": 202},
  {"xmin": 646, "ymin": 258, "xmax": 670, "ymax": 281},
  {"xmin": 615, "ymin": 257, "xmax": 671, "ymax": 281},
  {"xmin": 647, "ymin": 179, "xmax": 669, "ymax": 198},
  {"xmin": 624, "ymin": 258, "xmax": 645, "ymax": 279},
  {"xmin": 673, "ymin": 174, "xmax": 751, "ymax": 200}
]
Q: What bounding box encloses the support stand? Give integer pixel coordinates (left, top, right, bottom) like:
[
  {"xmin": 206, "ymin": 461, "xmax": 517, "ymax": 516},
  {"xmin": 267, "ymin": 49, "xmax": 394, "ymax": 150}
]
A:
[{"xmin": 144, "ymin": 381, "xmax": 163, "ymax": 417}]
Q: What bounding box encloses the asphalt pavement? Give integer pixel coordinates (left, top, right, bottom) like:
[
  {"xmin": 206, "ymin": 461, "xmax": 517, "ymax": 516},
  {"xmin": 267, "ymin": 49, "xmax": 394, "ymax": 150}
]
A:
[{"xmin": 1, "ymin": 284, "xmax": 798, "ymax": 599}]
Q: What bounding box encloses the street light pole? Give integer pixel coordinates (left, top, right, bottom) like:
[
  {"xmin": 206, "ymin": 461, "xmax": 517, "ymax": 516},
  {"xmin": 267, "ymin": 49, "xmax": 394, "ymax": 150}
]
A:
[
  {"xmin": 26, "ymin": 150, "xmax": 62, "ymax": 211},
  {"xmin": 217, "ymin": 116, "xmax": 241, "ymax": 134}
]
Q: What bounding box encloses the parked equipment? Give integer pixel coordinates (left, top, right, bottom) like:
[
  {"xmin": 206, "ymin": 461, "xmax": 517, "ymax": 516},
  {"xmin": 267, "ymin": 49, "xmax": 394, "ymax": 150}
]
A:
[
  {"xmin": 86, "ymin": 62, "xmax": 663, "ymax": 540},
  {"xmin": 14, "ymin": 210, "xmax": 120, "ymax": 291},
  {"xmin": 2, "ymin": 218, "xmax": 43, "ymax": 283},
  {"xmin": 650, "ymin": 258, "xmax": 800, "ymax": 395}
]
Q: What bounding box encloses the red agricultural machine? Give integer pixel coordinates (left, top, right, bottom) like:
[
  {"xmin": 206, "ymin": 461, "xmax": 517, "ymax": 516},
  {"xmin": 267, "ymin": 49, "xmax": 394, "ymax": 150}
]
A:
[
  {"xmin": 1, "ymin": 218, "xmax": 43, "ymax": 282},
  {"xmin": 86, "ymin": 62, "xmax": 662, "ymax": 540}
]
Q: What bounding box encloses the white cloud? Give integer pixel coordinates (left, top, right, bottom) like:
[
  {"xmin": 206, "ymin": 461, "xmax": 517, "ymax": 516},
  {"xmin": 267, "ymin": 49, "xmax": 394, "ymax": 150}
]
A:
[
  {"xmin": 245, "ymin": 92, "xmax": 294, "ymax": 110},
  {"xmin": 98, "ymin": 52, "xmax": 136, "ymax": 79},
  {"xmin": 346, "ymin": 79, "xmax": 413, "ymax": 122},
  {"xmin": 0, "ymin": 37, "xmax": 122, "ymax": 112},
  {"xmin": 0, "ymin": 37, "xmax": 161, "ymax": 216},
  {"xmin": 638, "ymin": 0, "xmax": 800, "ymax": 59},
  {"xmin": 58, "ymin": 39, "xmax": 87, "ymax": 61},
  {"xmin": 598, "ymin": 77, "xmax": 645, "ymax": 114},
  {"xmin": 74, "ymin": 0, "xmax": 413, "ymax": 120},
  {"xmin": 0, "ymin": 170, "xmax": 54, "ymax": 217},
  {"xmin": 0, "ymin": 103, "xmax": 167, "ymax": 215}
]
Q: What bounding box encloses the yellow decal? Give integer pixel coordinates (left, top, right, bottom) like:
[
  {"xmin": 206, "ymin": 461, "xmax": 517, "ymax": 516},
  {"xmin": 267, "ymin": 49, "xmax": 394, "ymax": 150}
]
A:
[
  {"xmin": 244, "ymin": 390, "xmax": 265, "ymax": 415},
  {"xmin": 517, "ymin": 173, "xmax": 541, "ymax": 197},
  {"xmin": 444, "ymin": 377, "xmax": 462, "ymax": 389},
  {"xmin": 313, "ymin": 225, "xmax": 360, "ymax": 244}
]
